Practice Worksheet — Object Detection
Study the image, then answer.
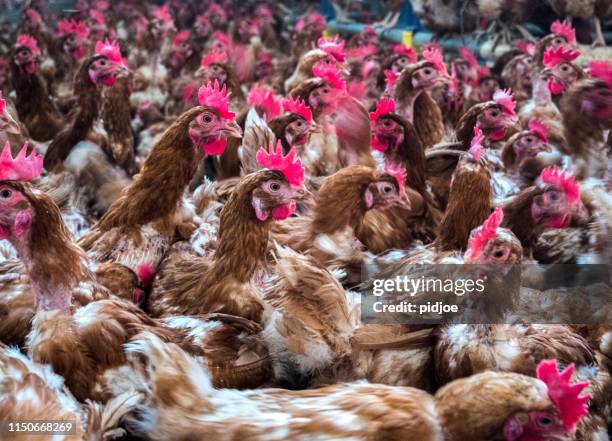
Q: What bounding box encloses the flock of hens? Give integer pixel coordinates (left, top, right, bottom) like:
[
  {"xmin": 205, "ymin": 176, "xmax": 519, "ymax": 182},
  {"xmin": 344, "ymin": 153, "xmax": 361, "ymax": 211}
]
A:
[{"xmin": 0, "ymin": 0, "xmax": 611, "ymax": 440}]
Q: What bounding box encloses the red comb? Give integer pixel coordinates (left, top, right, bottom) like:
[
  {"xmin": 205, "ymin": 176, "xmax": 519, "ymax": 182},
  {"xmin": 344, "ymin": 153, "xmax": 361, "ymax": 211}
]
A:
[
  {"xmin": 459, "ymin": 47, "xmax": 478, "ymax": 69},
  {"xmin": 492, "ymin": 88, "xmax": 516, "ymax": 115},
  {"xmin": 152, "ymin": 4, "xmax": 173, "ymax": 24},
  {"xmin": 543, "ymin": 46, "xmax": 580, "ymax": 68},
  {"xmin": 476, "ymin": 65, "xmax": 491, "ymax": 83},
  {"xmin": 89, "ymin": 9, "xmax": 106, "ymax": 26},
  {"xmin": 384, "ymin": 162, "xmax": 407, "ymax": 197},
  {"xmin": 393, "ymin": 45, "xmax": 417, "ymax": 63},
  {"xmin": 516, "ymin": 40, "xmax": 535, "ymax": 56},
  {"xmin": 551, "ymin": 20, "xmax": 576, "ymax": 45},
  {"xmin": 173, "ymin": 30, "xmax": 190, "ymax": 46},
  {"xmin": 588, "ymin": 60, "xmax": 612, "ymax": 87},
  {"xmin": 540, "ymin": 167, "xmax": 580, "ymax": 205},
  {"xmin": 369, "ymin": 97, "xmax": 396, "ymax": 122},
  {"xmin": 201, "ymin": 50, "xmax": 227, "ymax": 68},
  {"xmin": 282, "ymin": 96, "xmax": 312, "ymax": 122},
  {"xmin": 537, "ymin": 360, "xmax": 590, "ymax": 431},
  {"xmin": 26, "ymin": 8, "xmax": 41, "ymax": 24},
  {"xmin": 0, "ymin": 141, "xmax": 42, "ymax": 181},
  {"xmin": 58, "ymin": 19, "xmax": 89, "ymax": 39},
  {"xmin": 468, "ymin": 126, "xmax": 485, "ymax": 161},
  {"xmin": 466, "ymin": 206, "xmax": 504, "ymax": 257},
  {"xmin": 94, "ymin": 0, "xmax": 109, "ymax": 11},
  {"xmin": 312, "ymin": 62, "xmax": 346, "ymax": 90},
  {"xmin": 198, "ymin": 80, "xmax": 234, "ymax": 120},
  {"xmin": 248, "ymin": 85, "xmax": 282, "ymax": 120},
  {"xmin": 213, "ymin": 31, "xmax": 231, "ymax": 48},
  {"xmin": 528, "ymin": 119, "xmax": 548, "ymax": 143},
  {"xmin": 208, "ymin": 3, "xmax": 227, "ymax": 21},
  {"xmin": 256, "ymin": 141, "xmax": 304, "ymax": 187},
  {"xmin": 0, "ymin": 91, "xmax": 5, "ymax": 114},
  {"xmin": 384, "ymin": 69, "xmax": 399, "ymax": 90},
  {"xmin": 95, "ymin": 39, "xmax": 122, "ymax": 63},
  {"xmin": 16, "ymin": 35, "xmax": 40, "ymax": 56},
  {"xmin": 422, "ymin": 46, "xmax": 447, "ymax": 75},
  {"xmin": 308, "ymin": 12, "xmax": 326, "ymax": 28},
  {"xmin": 317, "ymin": 36, "xmax": 346, "ymax": 63},
  {"xmin": 363, "ymin": 25, "xmax": 377, "ymax": 38}
]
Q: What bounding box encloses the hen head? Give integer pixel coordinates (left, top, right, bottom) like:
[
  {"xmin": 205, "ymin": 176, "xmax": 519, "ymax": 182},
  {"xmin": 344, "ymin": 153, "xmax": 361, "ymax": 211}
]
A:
[
  {"xmin": 236, "ymin": 18, "xmax": 259, "ymax": 42},
  {"xmin": 283, "ymin": 115, "xmax": 316, "ymax": 147},
  {"xmin": 389, "ymin": 55, "xmax": 412, "ymax": 74},
  {"xmin": 509, "ymin": 130, "xmax": 551, "ymax": 168},
  {"xmin": 251, "ymin": 142, "xmax": 305, "ymax": 221},
  {"xmin": 409, "ymin": 62, "xmax": 440, "ymax": 91},
  {"xmin": 24, "ymin": 9, "xmax": 41, "ymax": 34},
  {"xmin": 542, "ymin": 62, "xmax": 580, "ymax": 96},
  {"xmin": 0, "ymin": 93, "xmax": 20, "ymax": 135},
  {"xmin": 13, "ymin": 35, "xmax": 40, "ymax": 75},
  {"xmin": 197, "ymin": 51, "xmax": 229, "ymax": 86},
  {"xmin": 88, "ymin": 40, "xmax": 127, "ymax": 87},
  {"xmin": 465, "ymin": 207, "xmax": 523, "ymax": 265},
  {"xmin": 58, "ymin": 19, "xmax": 90, "ymax": 61},
  {"xmin": 364, "ymin": 167, "xmax": 410, "ymax": 211},
  {"xmin": 531, "ymin": 167, "xmax": 584, "ymax": 229},
  {"xmin": 578, "ymin": 61, "xmax": 612, "ymax": 122},
  {"xmin": 188, "ymin": 81, "xmax": 242, "ymax": 155},
  {"xmin": 193, "ymin": 15, "xmax": 211, "ymax": 39},
  {"xmin": 170, "ymin": 31, "xmax": 193, "ymax": 69},
  {"xmin": 504, "ymin": 360, "xmax": 589, "ymax": 441},
  {"xmin": 475, "ymin": 76, "xmax": 502, "ymax": 103},
  {"xmin": 0, "ymin": 142, "xmax": 43, "ymax": 242},
  {"xmin": 0, "ymin": 181, "xmax": 31, "ymax": 242},
  {"xmin": 150, "ymin": 4, "xmax": 176, "ymax": 40},
  {"xmin": 308, "ymin": 63, "xmax": 346, "ymax": 115},
  {"xmin": 475, "ymin": 89, "xmax": 519, "ymax": 142}
]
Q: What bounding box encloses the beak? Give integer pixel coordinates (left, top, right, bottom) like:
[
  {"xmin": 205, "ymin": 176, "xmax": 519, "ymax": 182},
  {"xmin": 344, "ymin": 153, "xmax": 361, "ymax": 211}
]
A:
[
  {"xmin": 397, "ymin": 195, "xmax": 412, "ymax": 210},
  {"xmin": 1, "ymin": 113, "xmax": 20, "ymax": 135},
  {"xmin": 308, "ymin": 121, "xmax": 321, "ymax": 135},
  {"xmin": 221, "ymin": 121, "xmax": 242, "ymax": 139},
  {"xmin": 291, "ymin": 185, "xmax": 308, "ymax": 200}
]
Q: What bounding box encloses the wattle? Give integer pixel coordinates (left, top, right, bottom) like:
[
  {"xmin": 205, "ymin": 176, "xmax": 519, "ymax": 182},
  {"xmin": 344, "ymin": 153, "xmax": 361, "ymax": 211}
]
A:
[
  {"xmin": 272, "ymin": 201, "xmax": 296, "ymax": 220},
  {"xmin": 203, "ymin": 138, "xmax": 227, "ymax": 155},
  {"xmin": 371, "ymin": 136, "xmax": 388, "ymax": 152},
  {"xmin": 547, "ymin": 80, "xmax": 565, "ymax": 95},
  {"xmin": 489, "ymin": 127, "xmax": 506, "ymax": 141}
]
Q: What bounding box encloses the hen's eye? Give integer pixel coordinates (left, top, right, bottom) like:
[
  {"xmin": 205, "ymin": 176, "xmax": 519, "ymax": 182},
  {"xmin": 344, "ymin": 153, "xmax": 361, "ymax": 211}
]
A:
[
  {"xmin": 0, "ymin": 189, "xmax": 12, "ymax": 198},
  {"xmin": 490, "ymin": 110, "xmax": 499, "ymax": 117},
  {"xmin": 296, "ymin": 121, "xmax": 303, "ymax": 127},
  {"xmin": 424, "ymin": 68, "xmax": 432, "ymax": 75},
  {"xmin": 493, "ymin": 249, "xmax": 504, "ymax": 258},
  {"xmin": 382, "ymin": 184, "xmax": 393, "ymax": 193},
  {"xmin": 549, "ymin": 192, "xmax": 559, "ymax": 201},
  {"xmin": 203, "ymin": 115, "xmax": 212, "ymax": 123},
  {"xmin": 525, "ymin": 137, "xmax": 534, "ymax": 143},
  {"xmin": 99, "ymin": 59, "xmax": 107, "ymax": 66},
  {"xmin": 269, "ymin": 182, "xmax": 281, "ymax": 191},
  {"xmin": 537, "ymin": 416, "xmax": 553, "ymax": 426},
  {"xmin": 383, "ymin": 120, "xmax": 391, "ymax": 127}
]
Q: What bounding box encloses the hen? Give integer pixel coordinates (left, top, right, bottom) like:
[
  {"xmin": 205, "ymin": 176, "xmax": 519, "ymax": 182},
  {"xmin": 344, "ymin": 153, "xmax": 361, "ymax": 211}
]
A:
[
  {"xmin": 10, "ymin": 34, "xmax": 62, "ymax": 142},
  {"xmin": 148, "ymin": 143, "xmax": 305, "ymax": 323}
]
